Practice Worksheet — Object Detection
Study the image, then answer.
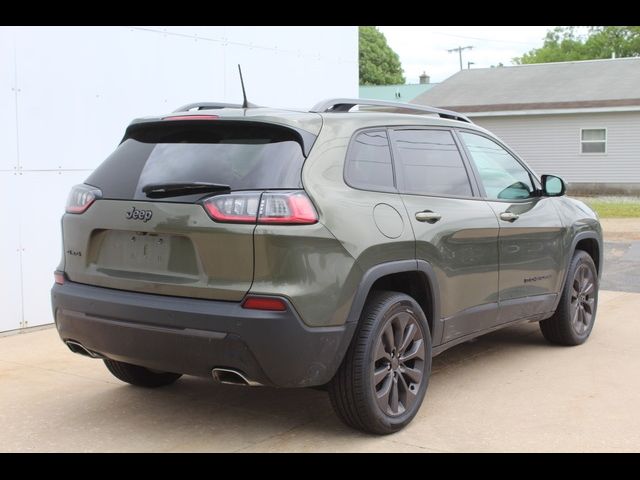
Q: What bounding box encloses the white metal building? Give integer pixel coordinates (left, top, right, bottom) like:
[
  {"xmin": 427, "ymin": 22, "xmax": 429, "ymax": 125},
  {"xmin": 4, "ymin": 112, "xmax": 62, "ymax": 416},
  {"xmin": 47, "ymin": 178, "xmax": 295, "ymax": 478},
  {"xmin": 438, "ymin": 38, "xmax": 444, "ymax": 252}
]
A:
[
  {"xmin": 412, "ymin": 57, "xmax": 640, "ymax": 193},
  {"xmin": 0, "ymin": 26, "xmax": 358, "ymax": 333}
]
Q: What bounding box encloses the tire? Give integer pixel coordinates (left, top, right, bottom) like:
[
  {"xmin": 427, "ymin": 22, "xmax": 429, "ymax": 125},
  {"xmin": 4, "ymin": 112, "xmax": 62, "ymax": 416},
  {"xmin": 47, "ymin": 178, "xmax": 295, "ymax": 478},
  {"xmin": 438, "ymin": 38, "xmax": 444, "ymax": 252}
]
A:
[
  {"xmin": 328, "ymin": 291, "xmax": 432, "ymax": 435},
  {"xmin": 103, "ymin": 359, "xmax": 182, "ymax": 388},
  {"xmin": 540, "ymin": 249, "xmax": 598, "ymax": 346}
]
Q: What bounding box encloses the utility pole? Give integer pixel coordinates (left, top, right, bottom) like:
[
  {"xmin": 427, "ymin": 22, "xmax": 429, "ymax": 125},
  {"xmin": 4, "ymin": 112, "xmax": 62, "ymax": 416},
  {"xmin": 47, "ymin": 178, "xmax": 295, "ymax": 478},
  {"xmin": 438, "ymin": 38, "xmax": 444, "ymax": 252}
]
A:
[{"xmin": 448, "ymin": 45, "xmax": 473, "ymax": 71}]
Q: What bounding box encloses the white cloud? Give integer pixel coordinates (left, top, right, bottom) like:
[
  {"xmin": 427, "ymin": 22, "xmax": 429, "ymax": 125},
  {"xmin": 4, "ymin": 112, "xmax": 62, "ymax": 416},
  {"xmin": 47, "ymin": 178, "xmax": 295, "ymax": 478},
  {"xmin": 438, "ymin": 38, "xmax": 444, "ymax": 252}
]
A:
[{"xmin": 377, "ymin": 26, "xmax": 556, "ymax": 83}]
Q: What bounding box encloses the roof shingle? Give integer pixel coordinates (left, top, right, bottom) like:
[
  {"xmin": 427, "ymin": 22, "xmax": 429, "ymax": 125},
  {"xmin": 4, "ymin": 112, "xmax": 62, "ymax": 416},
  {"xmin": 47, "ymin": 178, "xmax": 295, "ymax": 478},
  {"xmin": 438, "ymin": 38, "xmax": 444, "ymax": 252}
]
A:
[{"xmin": 411, "ymin": 57, "xmax": 640, "ymax": 112}]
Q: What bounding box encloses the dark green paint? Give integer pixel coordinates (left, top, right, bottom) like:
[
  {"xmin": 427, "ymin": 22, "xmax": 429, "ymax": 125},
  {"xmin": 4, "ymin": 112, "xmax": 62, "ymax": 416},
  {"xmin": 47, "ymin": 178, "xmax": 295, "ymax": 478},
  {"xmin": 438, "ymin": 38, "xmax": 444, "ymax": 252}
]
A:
[{"xmin": 58, "ymin": 108, "xmax": 602, "ymax": 343}]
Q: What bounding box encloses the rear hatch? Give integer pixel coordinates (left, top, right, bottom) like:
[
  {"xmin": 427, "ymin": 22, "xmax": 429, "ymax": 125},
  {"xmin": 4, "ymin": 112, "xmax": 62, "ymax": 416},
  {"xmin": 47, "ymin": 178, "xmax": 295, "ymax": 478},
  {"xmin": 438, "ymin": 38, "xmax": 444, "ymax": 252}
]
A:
[{"xmin": 61, "ymin": 117, "xmax": 317, "ymax": 301}]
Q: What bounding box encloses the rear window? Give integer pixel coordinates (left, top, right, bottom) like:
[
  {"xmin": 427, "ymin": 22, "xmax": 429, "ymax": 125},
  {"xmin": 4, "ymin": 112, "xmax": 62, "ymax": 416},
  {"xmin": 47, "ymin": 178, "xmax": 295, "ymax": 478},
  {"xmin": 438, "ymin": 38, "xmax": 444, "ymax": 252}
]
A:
[{"xmin": 85, "ymin": 121, "xmax": 309, "ymax": 201}]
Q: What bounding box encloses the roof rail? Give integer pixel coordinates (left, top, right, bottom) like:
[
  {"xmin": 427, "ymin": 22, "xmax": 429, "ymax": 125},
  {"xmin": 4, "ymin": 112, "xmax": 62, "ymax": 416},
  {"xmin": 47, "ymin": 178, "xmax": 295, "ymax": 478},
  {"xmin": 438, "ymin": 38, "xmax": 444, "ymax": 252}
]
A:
[{"xmin": 310, "ymin": 98, "xmax": 472, "ymax": 123}]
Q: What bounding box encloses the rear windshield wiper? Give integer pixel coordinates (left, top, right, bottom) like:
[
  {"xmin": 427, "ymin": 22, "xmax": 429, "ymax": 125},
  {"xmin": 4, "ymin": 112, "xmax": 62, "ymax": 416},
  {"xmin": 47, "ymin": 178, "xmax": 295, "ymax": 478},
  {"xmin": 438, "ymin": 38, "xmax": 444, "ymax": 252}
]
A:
[{"xmin": 142, "ymin": 182, "xmax": 231, "ymax": 198}]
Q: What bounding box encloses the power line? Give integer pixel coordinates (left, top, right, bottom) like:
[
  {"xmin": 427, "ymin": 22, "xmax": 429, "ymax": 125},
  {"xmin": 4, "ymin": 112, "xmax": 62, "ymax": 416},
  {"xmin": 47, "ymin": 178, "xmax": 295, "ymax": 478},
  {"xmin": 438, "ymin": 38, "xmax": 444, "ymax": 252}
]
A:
[
  {"xmin": 447, "ymin": 45, "xmax": 473, "ymax": 71},
  {"xmin": 432, "ymin": 30, "xmax": 540, "ymax": 46}
]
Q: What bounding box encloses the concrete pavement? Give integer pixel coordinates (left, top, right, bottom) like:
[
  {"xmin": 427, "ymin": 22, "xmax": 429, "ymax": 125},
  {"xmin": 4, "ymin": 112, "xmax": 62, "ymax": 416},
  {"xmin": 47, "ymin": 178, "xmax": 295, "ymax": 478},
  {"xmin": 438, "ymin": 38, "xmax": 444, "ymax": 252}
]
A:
[
  {"xmin": 599, "ymin": 218, "xmax": 640, "ymax": 293},
  {"xmin": 1, "ymin": 289, "xmax": 639, "ymax": 452},
  {"xmin": 602, "ymin": 242, "xmax": 640, "ymax": 292}
]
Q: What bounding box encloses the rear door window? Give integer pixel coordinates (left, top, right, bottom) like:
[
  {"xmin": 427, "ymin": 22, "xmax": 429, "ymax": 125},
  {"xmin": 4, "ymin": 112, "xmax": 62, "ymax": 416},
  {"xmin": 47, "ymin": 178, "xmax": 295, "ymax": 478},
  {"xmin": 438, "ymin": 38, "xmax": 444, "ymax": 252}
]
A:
[{"xmin": 390, "ymin": 129, "xmax": 473, "ymax": 197}]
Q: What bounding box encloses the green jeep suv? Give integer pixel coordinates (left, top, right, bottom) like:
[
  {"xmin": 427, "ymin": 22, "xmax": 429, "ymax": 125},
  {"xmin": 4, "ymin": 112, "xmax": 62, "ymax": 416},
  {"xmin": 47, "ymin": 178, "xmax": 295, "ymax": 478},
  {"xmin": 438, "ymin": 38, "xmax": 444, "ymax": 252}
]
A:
[{"xmin": 51, "ymin": 99, "xmax": 602, "ymax": 434}]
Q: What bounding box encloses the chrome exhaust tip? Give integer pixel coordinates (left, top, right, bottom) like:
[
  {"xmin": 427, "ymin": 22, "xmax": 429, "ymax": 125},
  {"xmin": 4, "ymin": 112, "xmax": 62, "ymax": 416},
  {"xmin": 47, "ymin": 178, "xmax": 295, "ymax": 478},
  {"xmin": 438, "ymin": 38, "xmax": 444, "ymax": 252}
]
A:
[
  {"xmin": 211, "ymin": 368, "xmax": 262, "ymax": 387},
  {"xmin": 65, "ymin": 340, "xmax": 103, "ymax": 359}
]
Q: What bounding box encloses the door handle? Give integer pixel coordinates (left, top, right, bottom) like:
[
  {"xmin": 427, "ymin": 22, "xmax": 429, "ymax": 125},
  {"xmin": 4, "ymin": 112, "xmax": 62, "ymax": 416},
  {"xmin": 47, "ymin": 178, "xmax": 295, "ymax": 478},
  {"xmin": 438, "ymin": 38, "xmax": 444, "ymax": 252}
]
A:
[
  {"xmin": 499, "ymin": 212, "xmax": 520, "ymax": 222},
  {"xmin": 415, "ymin": 211, "xmax": 442, "ymax": 223}
]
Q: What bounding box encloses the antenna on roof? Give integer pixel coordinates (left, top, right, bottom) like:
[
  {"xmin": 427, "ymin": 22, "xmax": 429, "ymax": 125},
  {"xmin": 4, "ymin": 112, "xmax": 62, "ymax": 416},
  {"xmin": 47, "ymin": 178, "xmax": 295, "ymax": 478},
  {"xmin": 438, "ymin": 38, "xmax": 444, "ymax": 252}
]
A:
[{"xmin": 238, "ymin": 64, "xmax": 249, "ymax": 109}]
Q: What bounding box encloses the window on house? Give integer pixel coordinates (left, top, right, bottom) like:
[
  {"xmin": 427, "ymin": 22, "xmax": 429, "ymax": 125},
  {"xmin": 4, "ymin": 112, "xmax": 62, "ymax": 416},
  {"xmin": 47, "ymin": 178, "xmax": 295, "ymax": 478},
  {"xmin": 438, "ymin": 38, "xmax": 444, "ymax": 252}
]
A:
[{"xmin": 581, "ymin": 129, "xmax": 606, "ymax": 154}]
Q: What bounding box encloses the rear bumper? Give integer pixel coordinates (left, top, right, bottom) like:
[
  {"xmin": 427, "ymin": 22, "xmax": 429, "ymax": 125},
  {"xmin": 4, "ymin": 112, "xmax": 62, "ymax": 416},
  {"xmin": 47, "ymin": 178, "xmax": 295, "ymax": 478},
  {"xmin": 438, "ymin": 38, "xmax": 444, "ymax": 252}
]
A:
[{"xmin": 51, "ymin": 281, "xmax": 355, "ymax": 387}]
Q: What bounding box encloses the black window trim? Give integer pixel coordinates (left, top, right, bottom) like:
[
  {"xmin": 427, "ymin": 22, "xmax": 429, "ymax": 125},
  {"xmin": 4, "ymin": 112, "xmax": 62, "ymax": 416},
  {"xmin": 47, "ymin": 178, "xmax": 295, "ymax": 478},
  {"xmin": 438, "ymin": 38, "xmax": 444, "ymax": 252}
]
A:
[
  {"xmin": 453, "ymin": 127, "xmax": 543, "ymax": 203},
  {"xmin": 343, "ymin": 127, "xmax": 398, "ymax": 194},
  {"xmin": 387, "ymin": 125, "xmax": 481, "ymax": 201}
]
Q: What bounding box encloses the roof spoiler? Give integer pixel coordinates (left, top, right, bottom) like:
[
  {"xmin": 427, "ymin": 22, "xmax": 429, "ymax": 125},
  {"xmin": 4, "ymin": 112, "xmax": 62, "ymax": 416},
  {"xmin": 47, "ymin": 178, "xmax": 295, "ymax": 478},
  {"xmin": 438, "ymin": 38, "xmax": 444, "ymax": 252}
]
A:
[
  {"xmin": 173, "ymin": 101, "xmax": 259, "ymax": 112},
  {"xmin": 310, "ymin": 98, "xmax": 472, "ymax": 123}
]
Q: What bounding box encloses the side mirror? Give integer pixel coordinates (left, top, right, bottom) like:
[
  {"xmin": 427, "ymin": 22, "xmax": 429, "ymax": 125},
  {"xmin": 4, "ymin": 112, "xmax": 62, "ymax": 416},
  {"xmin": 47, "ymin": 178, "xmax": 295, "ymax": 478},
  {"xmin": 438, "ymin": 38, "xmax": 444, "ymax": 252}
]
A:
[{"xmin": 541, "ymin": 174, "xmax": 566, "ymax": 197}]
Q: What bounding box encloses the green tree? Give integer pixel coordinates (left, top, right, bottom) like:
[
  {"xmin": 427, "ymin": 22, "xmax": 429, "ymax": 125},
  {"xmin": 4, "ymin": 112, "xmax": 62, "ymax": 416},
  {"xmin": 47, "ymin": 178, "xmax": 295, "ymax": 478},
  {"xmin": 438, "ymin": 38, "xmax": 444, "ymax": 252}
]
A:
[
  {"xmin": 514, "ymin": 26, "xmax": 640, "ymax": 64},
  {"xmin": 584, "ymin": 26, "xmax": 640, "ymax": 58},
  {"xmin": 359, "ymin": 26, "xmax": 405, "ymax": 85}
]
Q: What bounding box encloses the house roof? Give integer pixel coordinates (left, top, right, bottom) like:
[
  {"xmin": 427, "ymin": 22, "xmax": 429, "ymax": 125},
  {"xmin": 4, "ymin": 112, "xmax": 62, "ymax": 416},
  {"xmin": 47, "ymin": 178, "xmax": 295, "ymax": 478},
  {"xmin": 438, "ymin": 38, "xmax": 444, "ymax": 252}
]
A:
[
  {"xmin": 412, "ymin": 57, "xmax": 640, "ymax": 114},
  {"xmin": 359, "ymin": 83, "xmax": 436, "ymax": 103}
]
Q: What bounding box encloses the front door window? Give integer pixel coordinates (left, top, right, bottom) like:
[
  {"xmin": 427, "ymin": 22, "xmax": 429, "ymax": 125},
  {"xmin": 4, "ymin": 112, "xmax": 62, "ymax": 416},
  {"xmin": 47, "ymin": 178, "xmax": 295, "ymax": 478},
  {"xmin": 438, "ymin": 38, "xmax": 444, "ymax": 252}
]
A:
[{"xmin": 459, "ymin": 132, "xmax": 534, "ymax": 200}]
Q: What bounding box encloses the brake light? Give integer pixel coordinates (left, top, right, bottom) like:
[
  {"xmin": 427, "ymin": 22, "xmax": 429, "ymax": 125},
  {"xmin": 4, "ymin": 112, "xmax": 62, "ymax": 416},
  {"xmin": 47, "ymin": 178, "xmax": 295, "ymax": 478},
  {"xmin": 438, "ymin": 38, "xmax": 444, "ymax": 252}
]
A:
[
  {"xmin": 242, "ymin": 296, "xmax": 287, "ymax": 311},
  {"xmin": 162, "ymin": 115, "xmax": 219, "ymax": 121},
  {"xmin": 65, "ymin": 184, "xmax": 101, "ymax": 214},
  {"xmin": 202, "ymin": 191, "xmax": 318, "ymax": 225}
]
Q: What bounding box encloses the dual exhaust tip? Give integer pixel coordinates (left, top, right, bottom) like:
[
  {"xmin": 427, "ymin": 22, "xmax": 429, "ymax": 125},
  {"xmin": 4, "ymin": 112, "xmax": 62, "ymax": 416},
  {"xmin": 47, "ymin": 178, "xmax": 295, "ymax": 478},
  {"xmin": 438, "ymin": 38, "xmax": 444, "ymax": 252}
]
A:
[
  {"xmin": 65, "ymin": 340, "xmax": 104, "ymax": 359},
  {"xmin": 211, "ymin": 368, "xmax": 262, "ymax": 387},
  {"xmin": 65, "ymin": 341, "xmax": 260, "ymax": 387}
]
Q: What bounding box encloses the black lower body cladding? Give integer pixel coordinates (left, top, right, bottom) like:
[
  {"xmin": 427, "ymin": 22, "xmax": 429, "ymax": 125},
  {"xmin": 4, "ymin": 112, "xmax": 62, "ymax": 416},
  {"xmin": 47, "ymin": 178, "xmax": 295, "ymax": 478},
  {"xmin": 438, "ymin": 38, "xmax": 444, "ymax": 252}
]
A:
[{"xmin": 51, "ymin": 281, "xmax": 355, "ymax": 388}]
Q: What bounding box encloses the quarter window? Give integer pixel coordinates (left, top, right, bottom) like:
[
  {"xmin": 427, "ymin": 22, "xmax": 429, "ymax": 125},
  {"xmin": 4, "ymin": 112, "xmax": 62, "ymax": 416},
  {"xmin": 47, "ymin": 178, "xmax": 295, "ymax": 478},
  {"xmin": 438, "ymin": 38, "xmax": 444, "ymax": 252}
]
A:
[
  {"xmin": 345, "ymin": 130, "xmax": 395, "ymax": 191},
  {"xmin": 391, "ymin": 129, "xmax": 472, "ymax": 197},
  {"xmin": 581, "ymin": 128, "xmax": 606, "ymax": 154},
  {"xmin": 459, "ymin": 131, "xmax": 534, "ymax": 201}
]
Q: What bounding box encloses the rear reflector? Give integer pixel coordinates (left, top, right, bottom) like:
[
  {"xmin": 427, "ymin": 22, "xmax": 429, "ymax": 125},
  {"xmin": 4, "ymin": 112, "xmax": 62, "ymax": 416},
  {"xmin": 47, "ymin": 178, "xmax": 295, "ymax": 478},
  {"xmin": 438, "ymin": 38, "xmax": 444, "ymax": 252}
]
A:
[
  {"xmin": 242, "ymin": 296, "xmax": 287, "ymax": 311},
  {"xmin": 202, "ymin": 191, "xmax": 318, "ymax": 225},
  {"xmin": 54, "ymin": 271, "xmax": 65, "ymax": 285},
  {"xmin": 162, "ymin": 115, "xmax": 219, "ymax": 121}
]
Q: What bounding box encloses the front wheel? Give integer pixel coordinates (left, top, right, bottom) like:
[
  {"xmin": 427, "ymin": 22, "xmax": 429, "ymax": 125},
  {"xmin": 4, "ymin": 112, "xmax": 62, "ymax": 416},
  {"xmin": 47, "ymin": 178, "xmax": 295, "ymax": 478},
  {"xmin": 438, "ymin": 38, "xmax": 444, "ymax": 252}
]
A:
[
  {"xmin": 329, "ymin": 291, "xmax": 432, "ymax": 435},
  {"xmin": 540, "ymin": 250, "xmax": 598, "ymax": 346}
]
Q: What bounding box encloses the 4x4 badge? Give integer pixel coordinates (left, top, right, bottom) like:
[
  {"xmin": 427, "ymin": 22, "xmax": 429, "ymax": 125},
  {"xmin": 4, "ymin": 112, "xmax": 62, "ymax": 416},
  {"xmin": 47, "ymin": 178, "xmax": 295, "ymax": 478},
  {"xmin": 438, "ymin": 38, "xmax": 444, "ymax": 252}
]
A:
[{"xmin": 125, "ymin": 206, "xmax": 153, "ymax": 222}]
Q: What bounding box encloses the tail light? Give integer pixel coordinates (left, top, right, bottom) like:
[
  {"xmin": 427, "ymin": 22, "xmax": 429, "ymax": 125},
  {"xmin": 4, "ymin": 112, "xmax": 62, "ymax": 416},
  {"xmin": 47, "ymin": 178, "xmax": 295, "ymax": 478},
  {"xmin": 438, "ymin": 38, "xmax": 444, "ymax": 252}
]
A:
[
  {"xmin": 66, "ymin": 184, "xmax": 102, "ymax": 214},
  {"xmin": 201, "ymin": 192, "xmax": 261, "ymax": 223},
  {"xmin": 258, "ymin": 192, "xmax": 318, "ymax": 224},
  {"xmin": 202, "ymin": 191, "xmax": 318, "ymax": 225}
]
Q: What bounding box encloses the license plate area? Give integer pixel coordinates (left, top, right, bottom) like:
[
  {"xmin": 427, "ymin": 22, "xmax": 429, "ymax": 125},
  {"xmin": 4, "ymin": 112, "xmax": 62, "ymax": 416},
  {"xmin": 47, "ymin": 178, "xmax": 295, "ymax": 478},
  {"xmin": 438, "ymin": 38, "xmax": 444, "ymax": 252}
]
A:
[
  {"xmin": 122, "ymin": 232, "xmax": 171, "ymax": 271},
  {"xmin": 92, "ymin": 230, "xmax": 198, "ymax": 276}
]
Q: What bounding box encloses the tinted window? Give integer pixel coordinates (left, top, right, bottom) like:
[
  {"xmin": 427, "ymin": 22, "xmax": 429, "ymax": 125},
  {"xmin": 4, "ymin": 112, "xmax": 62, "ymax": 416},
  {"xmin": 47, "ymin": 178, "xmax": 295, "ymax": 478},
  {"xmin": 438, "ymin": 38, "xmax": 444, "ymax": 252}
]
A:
[
  {"xmin": 86, "ymin": 122, "xmax": 307, "ymax": 202},
  {"xmin": 392, "ymin": 129, "xmax": 472, "ymax": 196},
  {"xmin": 345, "ymin": 130, "xmax": 395, "ymax": 191},
  {"xmin": 460, "ymin": 131, "xmax": 534, "ymax": 201}
]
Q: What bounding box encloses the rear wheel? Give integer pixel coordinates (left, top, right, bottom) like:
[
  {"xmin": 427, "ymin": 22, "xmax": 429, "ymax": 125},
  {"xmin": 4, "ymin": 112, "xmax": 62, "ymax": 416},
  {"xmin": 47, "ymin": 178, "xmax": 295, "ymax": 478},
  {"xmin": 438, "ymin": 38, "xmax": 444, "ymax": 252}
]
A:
[
  {"xmin": 540, "ymin": 250, "xmax": 598, "ymax": 346},
  {"xmin": 329, "ymin": 291, "xmax": 432, "ymax": 435},
  {"xmin": 103, "ymin": 359, "xmax": 182, "ymax": 388}
]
